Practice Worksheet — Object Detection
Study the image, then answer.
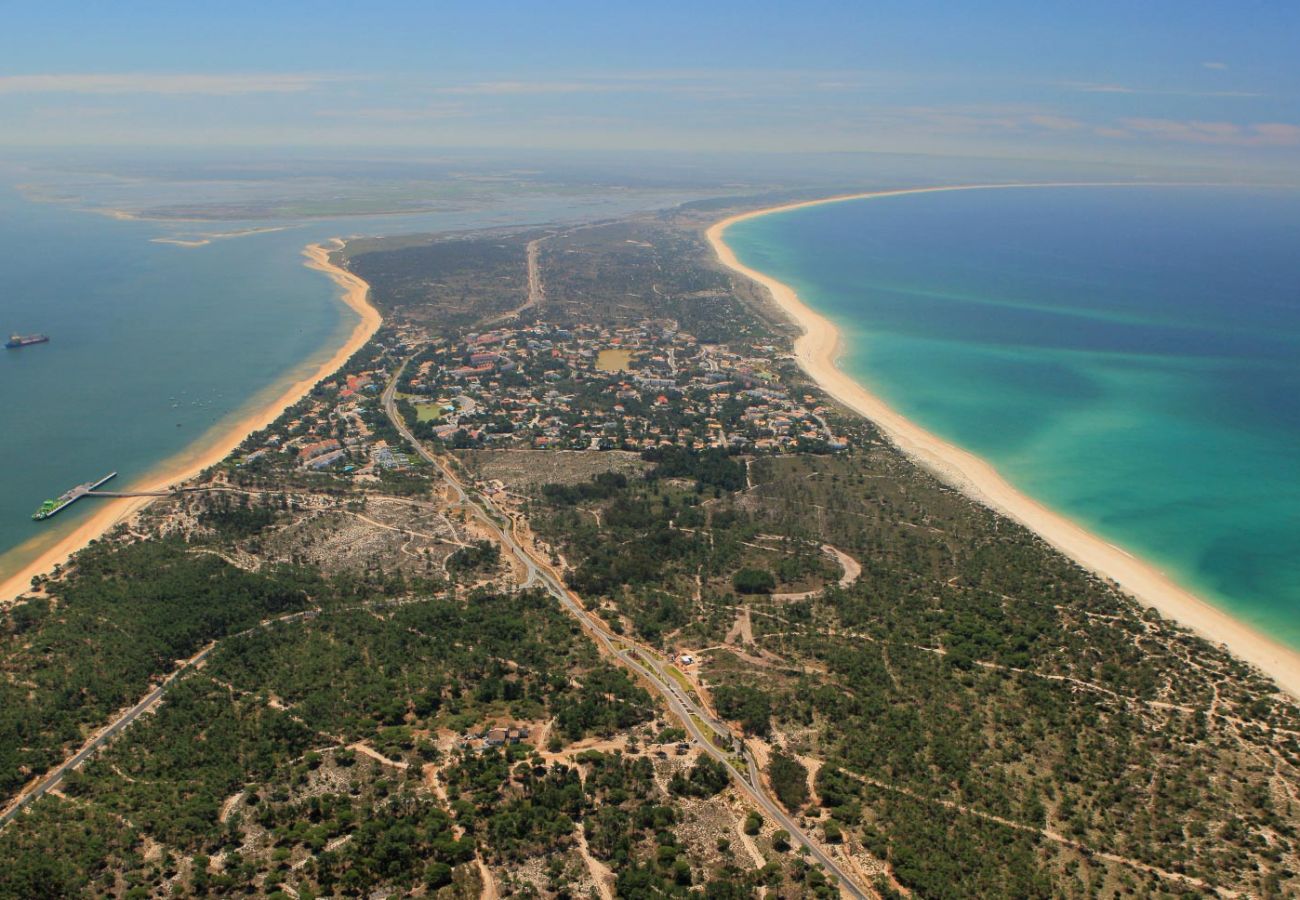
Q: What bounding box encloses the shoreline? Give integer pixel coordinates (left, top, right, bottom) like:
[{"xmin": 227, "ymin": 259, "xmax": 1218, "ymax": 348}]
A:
[
  {"xmin": 0, "ymin": 239, "xmax": 379, "ymax": 604},
  {"xmin": 706, "ymin": 184, "xmax": 1300, "ymax": 700}
]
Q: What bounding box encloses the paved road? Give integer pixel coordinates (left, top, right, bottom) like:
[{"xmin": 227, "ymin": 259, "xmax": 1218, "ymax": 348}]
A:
[
  {"xmin": 0, "ymin": 609, "xmax": 316, "ymax": 830},
  {"xmin": 383, "ymin": 361, "xmax": 870, "ymax": 898},
  {"xmin": 0, "ymin": 642, "xmax": 214, "ymax": 829}
]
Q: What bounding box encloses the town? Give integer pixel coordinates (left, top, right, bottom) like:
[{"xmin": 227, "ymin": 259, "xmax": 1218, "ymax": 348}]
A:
[{"xmin": 246, "ymin": 317, "xmax": 848, "ymax": 479}]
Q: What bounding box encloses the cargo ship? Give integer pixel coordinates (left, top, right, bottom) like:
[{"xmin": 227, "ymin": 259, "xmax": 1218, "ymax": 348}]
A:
[
  {"xmin": 32, "ymin": 472, "xmax": 117, "ymax": 521},
  {"xmin": 6, "ymin": 333, "xmax": 49, "ymax": 349}
]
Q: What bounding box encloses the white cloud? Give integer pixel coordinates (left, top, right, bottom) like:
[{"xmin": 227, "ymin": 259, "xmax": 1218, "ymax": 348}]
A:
[
  {"xmin": 315, "ymin": 104, "xmax": 470, "ymax": 122},
  {"xmin": 1062, "ymin": 81, "xmax": 1262, "ymax": 98},
  {"xmin": 1110, "ymin": 118, "xmax": 1300, "ymax": 146},
  {"xmin": 0, "ymin": 73, "xmax": 345, "ymax": 95},
  {"xmin": 1026, "ymin": 114, "xmax": 1085, "ymax": 131},
  {"xmin": 437, "ymin": 80, "xmax": 619, "ymax": 96},
  {"xmin": 1068, "ymin": 82, "xmax": 1136, "ymax": 94}
]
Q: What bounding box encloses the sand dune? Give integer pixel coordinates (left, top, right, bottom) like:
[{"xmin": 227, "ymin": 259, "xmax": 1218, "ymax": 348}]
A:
[{"xmin": 707, "ymin": 185, "xmax": 1300, "ymax": 699}]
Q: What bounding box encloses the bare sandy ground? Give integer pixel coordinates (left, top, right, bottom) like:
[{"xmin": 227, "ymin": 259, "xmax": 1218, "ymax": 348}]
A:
[
  {"xmin": 150, "ymin": 225, "xmax": 293, "ymax": 248},
  {"xmin": 0, "ymin": 240, "xmax": 379, "ymax": 604},
  {"xmin": 707, "ymin": 185, "xmax": 1300, "ymax": 699}
]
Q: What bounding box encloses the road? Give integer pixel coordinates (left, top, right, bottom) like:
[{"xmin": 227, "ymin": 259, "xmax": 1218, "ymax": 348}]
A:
[
  {"xmin": 383, "ymin": 361, "xmax": 870, "ymax": 898},
  {"xmin": 0, "ymin": 609, "xmax": 316, "ymax": 830},
  {"xmin": 483, "ymin": 234, "xmax": 549, "ymax": 326}
]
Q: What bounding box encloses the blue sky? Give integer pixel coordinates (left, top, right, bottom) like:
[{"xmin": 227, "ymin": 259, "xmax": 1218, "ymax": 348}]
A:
[{"xmin": 1, "ymin": 1, "xmax": 1296, "ymax": 170}]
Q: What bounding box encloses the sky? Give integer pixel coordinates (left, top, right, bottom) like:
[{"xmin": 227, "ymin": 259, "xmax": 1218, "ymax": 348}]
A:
[{"xmin": 1, "ymin": 0, "xmax": 1297, "ymax": 174}]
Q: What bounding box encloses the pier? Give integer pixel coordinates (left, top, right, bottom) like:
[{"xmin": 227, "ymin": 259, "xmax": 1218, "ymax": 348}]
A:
[
  {"xmin": 84, "ymin": 490, "xmax": 186, "ymax": 498},
  {"xmin": 30, "ymin": 473, "xmax": 207, "ymax": 520},
  {"xmin": 32, "ymin": 472, "xmax": 119, "ymax": 521}
]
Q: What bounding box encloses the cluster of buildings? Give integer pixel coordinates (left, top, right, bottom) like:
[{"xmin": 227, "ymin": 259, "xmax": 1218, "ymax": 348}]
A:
[
  {"xmin": 398, "ymin": 320, "xmax": 847, "ymax": 454},
  {"xmin": 460, "ymin": 724, "xmax": 532, "ymax": 751},
  {"xmin": 239, "ymin": 367, "xmax": 413, "ymax": 476},
  {"xmin": 236, "ymin": 316, "xmax": 848, "ymax": 481}
]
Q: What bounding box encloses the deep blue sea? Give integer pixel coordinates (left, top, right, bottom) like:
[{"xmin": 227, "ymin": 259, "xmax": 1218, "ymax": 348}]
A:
[
  {"xmin": 0, "ymin": 183, "xmax": 695, "ymax": 587},
  {"xmin": 726, "ymin": 186, "xmax": 1300, "ymax": 649}
]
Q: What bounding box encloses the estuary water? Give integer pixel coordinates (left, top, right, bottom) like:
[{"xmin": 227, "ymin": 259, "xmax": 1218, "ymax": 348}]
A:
[
  {"xmin": 726, "ymin": 186, "xmax": 1300, "ymax": 649},
  {"xmin": 0, "ymin": 183, "xmax": 696, "ymax": 587}
]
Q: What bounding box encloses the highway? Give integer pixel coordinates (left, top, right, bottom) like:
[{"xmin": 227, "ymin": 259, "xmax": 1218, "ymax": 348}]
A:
[{"xmin": 383, "ymin": 361, "xmax": 870, "ymax": 898}]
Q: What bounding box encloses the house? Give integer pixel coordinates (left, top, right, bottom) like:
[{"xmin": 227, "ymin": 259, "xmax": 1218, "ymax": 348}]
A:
[
  {"xmin": 307, "ymin": 449, "xmax": 346, "ymax": 469},
  {"xmin": 482, "ymin": 725, "xmax": 530, "ymax": 747},
  {"xmin": 298, "ymin": 438, "xmax": 341, "ymax": 463}
]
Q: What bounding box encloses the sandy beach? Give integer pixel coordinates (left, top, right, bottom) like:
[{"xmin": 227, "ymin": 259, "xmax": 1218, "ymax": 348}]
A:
[
  {"xmin": 707, "ymin": 185, "xmax": 1300, "ymax": 700},
  {"xmin": 0, "ymin": 239, "xmax": 379, "ymax": 605}
]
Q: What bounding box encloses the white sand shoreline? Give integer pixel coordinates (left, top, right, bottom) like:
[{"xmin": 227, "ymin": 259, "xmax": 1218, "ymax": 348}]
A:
[
  {"xmin": 0, "ymin": 239, "xmax": 379, "ymax": 605},
  {"xmin": 707, "ymin": 184, "xmax": 1300, "ymax": 700}
]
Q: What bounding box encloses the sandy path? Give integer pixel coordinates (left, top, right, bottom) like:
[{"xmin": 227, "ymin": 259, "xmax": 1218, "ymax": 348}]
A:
[
  {"xmin": 0, "ymin": 239, "xmax": 380, "ymax": 605},
  {"xmin": 574, "ymin": 823, "xmax": 616, "ymax": 900},
  {"xmin": 476, "ymin": 858, "xmax": 499, "ymax": 900},
  {"xmin": 772, "ymin": 543, "xmax": 861, "ymax": 601},
  {"xmin": 349, "ymin": 742, "xmax": 408, "ymax": 770},
  {"xmin": 707, "ymin": 184, "xmax": 1300, "ymax": 701}
]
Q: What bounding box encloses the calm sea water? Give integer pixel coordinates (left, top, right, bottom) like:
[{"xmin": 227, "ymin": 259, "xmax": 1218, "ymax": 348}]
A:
[
  {"xmin": 0, "ymin": 183, "xmax": 699, "ymax": 585},
  {"xmin": 727, "ymin": 186, "xmax": 1300, "ymax": 649}
]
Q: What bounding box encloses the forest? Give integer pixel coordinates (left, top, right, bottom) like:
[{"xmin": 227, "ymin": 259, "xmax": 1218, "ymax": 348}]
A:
[{"xmin": 4, "ymin": 208, "xmax": 1298, "ymax": 898}]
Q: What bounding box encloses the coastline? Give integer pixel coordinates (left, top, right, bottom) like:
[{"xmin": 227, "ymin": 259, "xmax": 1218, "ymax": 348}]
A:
[
  {"xmin": 706, "ymin": 185, "xmax": 1300, "ymax": 700},
  {"xmin": 0, "ymin": 239, "xmax": 379, "ymax": 605}
]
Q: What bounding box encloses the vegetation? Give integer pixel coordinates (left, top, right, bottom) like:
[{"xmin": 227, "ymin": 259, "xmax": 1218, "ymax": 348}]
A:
[
  {"xmin": 447, "ymin": 539, "xmax": 501, "ymax": 572},
  {"xmin": 767, "ymin": 753, "xmax": 809, "ymax": 812},
  {"xmin": 3, "ymin": 208, "xmax": 1297, "ymax": 898},
  {"xmin": 644, "ymin": 446, "xmax": 746, "ymax": 493},
  {"xmin": 0, "ymin": 541, "xmax": 315, "ymax": 798},
  {"xmin": 732, "ymin": 567, "xmax": 776, "ymax": 595}
]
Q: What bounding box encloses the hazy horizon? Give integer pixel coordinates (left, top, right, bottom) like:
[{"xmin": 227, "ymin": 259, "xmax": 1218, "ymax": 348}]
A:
[{"xmin": 2, "ymin": 1, "xmax": 1297, "ymax": 180}]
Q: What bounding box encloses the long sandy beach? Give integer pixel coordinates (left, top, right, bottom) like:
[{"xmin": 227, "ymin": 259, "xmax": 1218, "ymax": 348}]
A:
[
  {"xmin": 0, "ymin": 240, "xmax": 379, "ymax": 604},
  {"xmin": 707, "ymin": 185, "xmax": 1300, "ymax": 699}
]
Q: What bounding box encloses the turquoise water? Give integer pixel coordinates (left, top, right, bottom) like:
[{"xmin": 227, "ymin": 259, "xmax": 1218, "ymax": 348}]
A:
[
  {"xmin": 0, "ymin": 183, "xmax": 697, "ymax": 586},
  {"xmin": 726, "ymin": 186, "xmax": 1300, "ymax": 649}
]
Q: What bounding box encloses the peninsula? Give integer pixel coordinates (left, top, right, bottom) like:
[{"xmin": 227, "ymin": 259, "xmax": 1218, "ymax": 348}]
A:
[{"xmin": 2, "ymin": 205, "xmax": 1297, "ymax": 898}]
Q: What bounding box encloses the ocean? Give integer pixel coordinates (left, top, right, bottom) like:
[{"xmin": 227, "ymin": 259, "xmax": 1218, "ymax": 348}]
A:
[
  {"xmin": 725, "ymin": 186, "xmax": 1300, "ymax": 649},
  {"xmin": 0, "ymin": 183, "xmax": 699, "ymax": 587}
]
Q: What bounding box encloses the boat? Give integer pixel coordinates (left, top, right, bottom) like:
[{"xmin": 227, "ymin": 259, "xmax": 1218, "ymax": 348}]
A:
[
  {"xmin": 6, "ymin": 333, "xmax": 49, "ymax": 349},
  {"xmin": 31, "ymin": 499, "xmax": 58, "ymax": 521}
]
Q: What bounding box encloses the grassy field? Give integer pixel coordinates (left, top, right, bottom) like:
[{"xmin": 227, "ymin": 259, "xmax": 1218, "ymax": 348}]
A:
[
  {"xmin": 596, "ymin": 348, "xmax": 634, "ymax": 372},
  {"xmin": 397, "ymin": 392, "xmax": 443, "ymax": 422}
]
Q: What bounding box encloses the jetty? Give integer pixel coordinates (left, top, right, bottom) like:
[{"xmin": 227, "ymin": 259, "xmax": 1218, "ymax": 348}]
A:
[
  {"xmin": 32, "ymin": 472, "xmax": 120, "ymax": 521},
  {"xmin": 30, "ymin": 473, "xmax": 208, "ymax": 521}
]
